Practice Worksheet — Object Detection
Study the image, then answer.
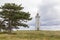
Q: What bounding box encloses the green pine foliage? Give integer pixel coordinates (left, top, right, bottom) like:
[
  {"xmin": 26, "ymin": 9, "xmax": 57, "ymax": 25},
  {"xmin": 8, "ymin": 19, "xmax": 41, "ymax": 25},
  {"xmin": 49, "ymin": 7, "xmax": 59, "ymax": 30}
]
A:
[{"xmin": 0, "ymin": 3, "xmax": 32, "ymax": 32}]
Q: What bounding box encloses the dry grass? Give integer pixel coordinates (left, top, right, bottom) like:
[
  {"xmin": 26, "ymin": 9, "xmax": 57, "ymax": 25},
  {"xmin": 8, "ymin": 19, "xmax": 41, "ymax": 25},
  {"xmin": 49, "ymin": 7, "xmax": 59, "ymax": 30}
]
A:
[{"xmin": 0, "ymin": 30, "xmax": 60, "ymax": 40}]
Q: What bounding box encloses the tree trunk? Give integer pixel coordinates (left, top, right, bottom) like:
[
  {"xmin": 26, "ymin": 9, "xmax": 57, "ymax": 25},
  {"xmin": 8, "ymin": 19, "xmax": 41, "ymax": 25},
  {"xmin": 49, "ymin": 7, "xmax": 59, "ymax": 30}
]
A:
[
  {"xmin": 8, "ymin": 20, "xmax": 12, "ymax": 33},
  {"xmin": 0, "ymin": 28, "xmax": 1, "ymax": 32}
]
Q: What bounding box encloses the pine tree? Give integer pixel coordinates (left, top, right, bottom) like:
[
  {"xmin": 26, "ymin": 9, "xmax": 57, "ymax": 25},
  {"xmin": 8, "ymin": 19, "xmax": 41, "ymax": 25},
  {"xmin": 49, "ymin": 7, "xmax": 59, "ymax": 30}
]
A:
[{"xmin": 0, "ymin": 3, "xmax": 32, "ymax": 33}]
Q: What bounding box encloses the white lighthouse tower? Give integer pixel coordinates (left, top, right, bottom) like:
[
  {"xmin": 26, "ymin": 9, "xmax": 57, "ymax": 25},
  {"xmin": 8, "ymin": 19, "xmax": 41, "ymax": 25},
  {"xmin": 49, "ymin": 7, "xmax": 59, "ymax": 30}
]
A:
[{"xmin": 35, "ymin": 13, "xmax": 40, "ymax": 30}]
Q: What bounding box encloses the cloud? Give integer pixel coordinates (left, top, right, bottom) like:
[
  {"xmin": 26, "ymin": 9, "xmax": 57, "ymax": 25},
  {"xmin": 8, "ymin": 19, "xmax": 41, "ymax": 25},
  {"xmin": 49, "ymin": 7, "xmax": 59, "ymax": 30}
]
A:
[
  {"xmin": 0, "ymin": 0, "xmax": 42, "ymax": 19},
  {"xmin": 0, "ymin": 0, "xmax": 42, "ymax": 27},
  {"xmin": 40, "ymin": 0, "xmax": 60, "ymax": 26}
]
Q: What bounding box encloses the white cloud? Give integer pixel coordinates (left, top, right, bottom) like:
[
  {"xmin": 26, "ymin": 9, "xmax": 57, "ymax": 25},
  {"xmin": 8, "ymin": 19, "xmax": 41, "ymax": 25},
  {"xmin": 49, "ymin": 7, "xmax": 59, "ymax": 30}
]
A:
[
  {"xmin": 21, "ymin": 0, "xmax": 42, "ymax": 17},
  {"xmin": 0, "ymin": 0, "xmax": 42, "ymax": 17},
  {"xmin": 0, "ymin": 0, "xmax": 42, "ymax": 27},
  {"xmin": 40, "ymin": 0, "xmax": 60, "ymax": 26}
]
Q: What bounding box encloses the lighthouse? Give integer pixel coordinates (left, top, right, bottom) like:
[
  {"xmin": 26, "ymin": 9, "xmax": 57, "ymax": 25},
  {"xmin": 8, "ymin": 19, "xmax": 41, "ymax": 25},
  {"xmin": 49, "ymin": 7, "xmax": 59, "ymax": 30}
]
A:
[{"xmin": 35, "ymin": 13, "xmax": 40, "ymax": 30}]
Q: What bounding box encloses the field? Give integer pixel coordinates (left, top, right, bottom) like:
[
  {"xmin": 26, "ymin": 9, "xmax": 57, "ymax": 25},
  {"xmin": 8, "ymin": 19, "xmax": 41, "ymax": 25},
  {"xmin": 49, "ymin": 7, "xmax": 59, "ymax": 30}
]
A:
[{"xmin": 0, "ymin": 30, "xmax": 60, "ymax": 40}]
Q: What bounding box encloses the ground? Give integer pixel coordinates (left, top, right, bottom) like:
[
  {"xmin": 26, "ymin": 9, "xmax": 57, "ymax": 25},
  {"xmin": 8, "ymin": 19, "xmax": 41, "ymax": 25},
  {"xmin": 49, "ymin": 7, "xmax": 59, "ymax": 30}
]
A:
[{"xmin": 0, "ymin": 30, "xmax": 60, "ymax": 40}]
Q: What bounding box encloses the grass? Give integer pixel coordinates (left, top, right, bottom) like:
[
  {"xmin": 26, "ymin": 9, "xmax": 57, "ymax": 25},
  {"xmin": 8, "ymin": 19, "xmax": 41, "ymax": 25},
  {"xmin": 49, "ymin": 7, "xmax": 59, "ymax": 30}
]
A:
[{"xmin": 0, "ymin": 30, "xmax": 60, "ymax": 40}]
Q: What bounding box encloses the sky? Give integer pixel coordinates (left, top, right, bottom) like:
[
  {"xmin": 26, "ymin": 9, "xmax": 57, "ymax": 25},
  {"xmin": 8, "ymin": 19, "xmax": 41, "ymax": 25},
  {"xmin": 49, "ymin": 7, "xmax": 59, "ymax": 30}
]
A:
[
  {"xmin": 0, "ymin": 0, "xmax": 42, "ymax": 26},
  {"xmin": 0, "ymin": 0, "xmax": 60, "ymax": 30},
  {"xmin": 40, "ymin": 0, "xmax": 60, "ymax": 26}
]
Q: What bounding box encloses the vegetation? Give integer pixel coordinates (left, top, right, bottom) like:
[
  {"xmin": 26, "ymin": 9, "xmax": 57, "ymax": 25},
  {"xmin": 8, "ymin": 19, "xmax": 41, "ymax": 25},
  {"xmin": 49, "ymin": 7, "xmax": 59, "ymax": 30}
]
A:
[
  {"xmin": 0, "ymin": 30, "xmax": 60, "ymax": 40},
  {"xmin": 0, "ymin": 3, "xmax": 32, "ymax": 33},
  {"xmin": 0, "ymin": 2, "xmax": 60, "ymax": 40}
]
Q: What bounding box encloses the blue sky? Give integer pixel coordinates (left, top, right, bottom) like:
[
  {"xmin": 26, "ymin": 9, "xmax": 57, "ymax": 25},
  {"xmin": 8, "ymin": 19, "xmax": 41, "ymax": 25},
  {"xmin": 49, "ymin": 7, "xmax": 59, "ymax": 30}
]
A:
[{"xmin": 0, "ymin": 0, "xmax": 60, "ymax": 30}]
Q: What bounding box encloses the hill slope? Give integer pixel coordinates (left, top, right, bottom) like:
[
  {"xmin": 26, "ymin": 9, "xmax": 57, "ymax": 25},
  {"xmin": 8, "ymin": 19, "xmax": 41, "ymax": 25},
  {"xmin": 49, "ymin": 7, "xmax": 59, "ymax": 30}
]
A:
[{"xmin": 0, "ymin": 30, "xmax": 60, "ymax": 40}]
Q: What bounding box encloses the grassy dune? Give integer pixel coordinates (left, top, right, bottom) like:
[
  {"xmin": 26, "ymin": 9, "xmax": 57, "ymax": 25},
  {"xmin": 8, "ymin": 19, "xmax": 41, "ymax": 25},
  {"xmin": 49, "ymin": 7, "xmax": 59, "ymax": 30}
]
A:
[{"xmin": 0, "ymin": 30, "xmax": 60, "ymax": 40}]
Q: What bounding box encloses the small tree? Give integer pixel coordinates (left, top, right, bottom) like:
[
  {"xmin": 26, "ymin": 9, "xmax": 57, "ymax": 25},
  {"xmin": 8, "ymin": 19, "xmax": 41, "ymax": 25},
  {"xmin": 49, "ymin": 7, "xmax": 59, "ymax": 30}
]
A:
[{"xmin": 0, "ymin": 3, "xmax": 32, "ymax": 33}]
